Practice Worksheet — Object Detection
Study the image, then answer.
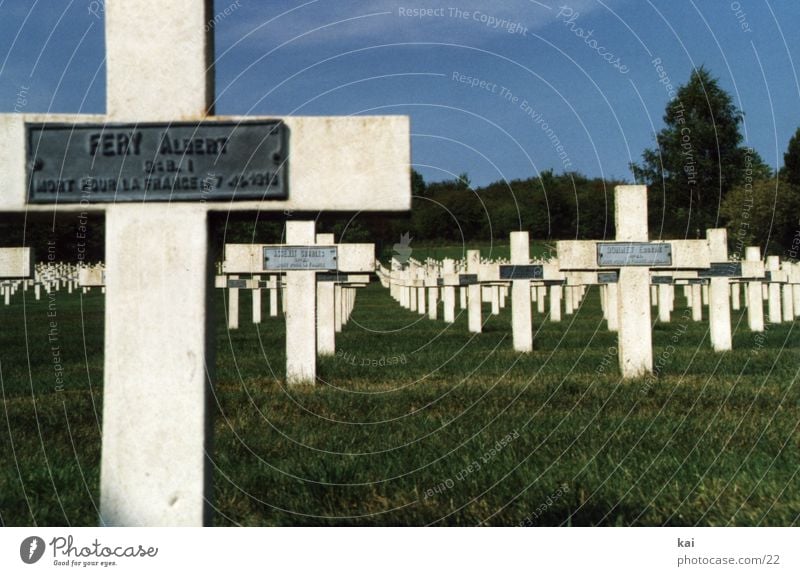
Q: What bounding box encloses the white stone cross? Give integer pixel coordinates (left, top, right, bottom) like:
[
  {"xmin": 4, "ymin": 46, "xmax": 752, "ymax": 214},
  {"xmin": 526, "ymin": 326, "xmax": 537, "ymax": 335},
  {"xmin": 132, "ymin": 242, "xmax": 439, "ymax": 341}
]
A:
[
  {"xmin": 498, "ymin": 233, "xmax": 564, "ymax": 351},
  {"xmin": 509, "ymin": 232, "xmax": 533, "ymax": 352},
  {"xmin": 466, "ymin": 250, "xmax": 483, "ymax": 333},
  {"xmin": 557, "ymin": 185, "xmax": 711, "ymax": 378},
  {"xmin": 315, "ymin": 233, "xmax": 370, "ymax": 355},
  {"xmin": 0, "ymin": 0, "xmax": 409, "ymax": 526},
  {"xmin": 213, "ymin": 273, "xmax": 275, "ymax": 327},
  {"xmin": 424, "ymin": 260, "xmax": 439, "ymax": 321},
  {"xmin": 765, "ymin": 256, "xmax": 787, "ymax": 323},
  {"xmin": 393, "ymin": 244, "xmax": 566, "ymax": 350},
  {"xmin": 787, "ymin": 261, "xmax": 800, "ymax": 319},
  {"xmin": 441, "ymin": 258, "xmax": 457, "ymax": 323},
  {"xmin": 0, "ymin": 248, "xmax": 33, "ymax": 305},
  {"xmin": 222, "ymin": 225, "xmax": 375, "ymax": 383},
  {"xmin": 78, "ymin": 264, "xmax": 106, "ymax": 294},
  {"xmin": 646, "ymin": 228, "xmax": 750, "ymax": 352},
  {"xmin": 0, "ymin": 248, "xmax": 33, "ymax": 279},
  {"xmin": 743, "ymin": 247, "xmax": 766, "ymax": 332}
]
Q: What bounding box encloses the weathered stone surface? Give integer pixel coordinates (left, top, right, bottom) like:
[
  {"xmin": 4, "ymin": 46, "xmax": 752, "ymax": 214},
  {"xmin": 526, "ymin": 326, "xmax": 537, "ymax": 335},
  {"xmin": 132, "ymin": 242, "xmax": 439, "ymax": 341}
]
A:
[
  {"xmin": 101, "ymin": 204, "xmax": 211, "ymax": 527},
  {"xmin": 285, "ymin": 221, "xmax": 317, "ymax": 384},
  {"xmin": 0, "ymin": 248, "xmax": 34, "ymax": 278},
  {"xmin": 510, "ymin": 232, "xmax": 532, "ymax": 352}
]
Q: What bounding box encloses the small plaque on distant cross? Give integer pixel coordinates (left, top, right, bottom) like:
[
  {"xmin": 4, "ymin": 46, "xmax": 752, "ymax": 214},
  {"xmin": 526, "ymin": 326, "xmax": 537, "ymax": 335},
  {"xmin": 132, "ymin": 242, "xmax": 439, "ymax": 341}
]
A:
[
  {"xmin": 698, "ymin": 262, "xmax": 742, "ymax": 278},
  {"xmin": 597, "ymin": 271, "xmax": 618, "ymax": 284},
  {"xmin": 27, "ymin": 120, "xmax": 288, "ymax": 203},
  {"xmin": 597, "ymin": 242, "xmax": 672, "ymax": 267},
  {"xmin": 499, "ymin": 265, "xmax": 544, "ymax": 280},
  {"xmin": 317, "ymin": 272, "xmax": 345, "ymax": 282},
  {"xmin": 263, "ymin": 246, "xmax": 338, "ymax": 271}
]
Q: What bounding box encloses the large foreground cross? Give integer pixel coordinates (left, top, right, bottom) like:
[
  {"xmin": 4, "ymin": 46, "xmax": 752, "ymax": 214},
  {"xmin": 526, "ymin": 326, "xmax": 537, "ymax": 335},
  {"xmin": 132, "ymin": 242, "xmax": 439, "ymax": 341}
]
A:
[{"xmin": 0, "ymin": 0, "xmax": 409, "ymax": 526}]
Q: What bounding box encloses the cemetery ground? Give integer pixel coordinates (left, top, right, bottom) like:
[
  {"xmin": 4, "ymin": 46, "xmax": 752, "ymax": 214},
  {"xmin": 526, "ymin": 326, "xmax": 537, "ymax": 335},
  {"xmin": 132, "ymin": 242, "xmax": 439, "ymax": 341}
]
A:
[{"xmin": 1, "ymin": 280, "xmax": 798, "ymax": 527}]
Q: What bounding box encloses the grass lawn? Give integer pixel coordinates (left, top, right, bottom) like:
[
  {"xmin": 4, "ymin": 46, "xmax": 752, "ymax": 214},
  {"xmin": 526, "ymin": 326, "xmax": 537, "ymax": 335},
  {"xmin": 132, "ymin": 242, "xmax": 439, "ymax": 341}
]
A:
[{"xmin": 1, "ymin": 281, "xmax": 799, "ymax": 526}]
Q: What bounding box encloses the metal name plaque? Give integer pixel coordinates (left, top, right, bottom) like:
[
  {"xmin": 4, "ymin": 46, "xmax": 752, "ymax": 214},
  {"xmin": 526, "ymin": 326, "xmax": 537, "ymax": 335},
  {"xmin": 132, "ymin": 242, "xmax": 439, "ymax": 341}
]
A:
[
  {"xmin": 698, "ymin": 262, "xmax": 743, "ymax": 278},
  {"xmin": 458, "ymin": 274, "xmax": 478, "ymax": 286},
  {"xmin": 651, "ymin": 276, "xmax": 673, "ymax": 285},
  {"xmin": 317, "ymin": 273, "xmax": 345, "ymax": 282},
  {"xmin": 263, "ymin": 246, "xmax": 338, "ymax": 271},
  {"xmin": 597, "ymin": 242, "xmax": 672, "ymax": 267},
  {"xmin": 597, "ymin": 271, "xmax": 618, "ymax": 284},
  {"xmin": 227, "ymin": 279, "xmax": 247, "ymax": 289},
  {"xmin": 499, "ymin": 265, "xmax": 544, "ymax": 280},
  {"xmin": 27, "ymin": 120, "xmax": 288, "ymax": 203}
]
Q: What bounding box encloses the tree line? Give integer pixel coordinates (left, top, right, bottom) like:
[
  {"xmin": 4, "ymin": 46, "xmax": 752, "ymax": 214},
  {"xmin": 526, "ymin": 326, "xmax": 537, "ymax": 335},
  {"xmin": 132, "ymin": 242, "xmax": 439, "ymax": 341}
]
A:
[{"xmin": 2, "ymin": 66, "xmax": 799, "ymax": 262}]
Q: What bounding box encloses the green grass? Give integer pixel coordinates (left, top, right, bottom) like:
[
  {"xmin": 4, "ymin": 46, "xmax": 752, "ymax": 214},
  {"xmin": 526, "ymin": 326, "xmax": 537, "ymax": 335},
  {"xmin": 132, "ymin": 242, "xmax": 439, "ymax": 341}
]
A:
[{"xmin": 2, "ymin": 282, "xmax": 799, "ymax": 526}]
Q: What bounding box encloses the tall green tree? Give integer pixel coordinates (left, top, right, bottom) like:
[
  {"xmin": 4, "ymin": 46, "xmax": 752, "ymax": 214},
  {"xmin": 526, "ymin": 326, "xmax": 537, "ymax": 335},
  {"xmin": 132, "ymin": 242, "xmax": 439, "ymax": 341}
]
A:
[
  {"xmin": 783, "ymin": 127, "xmax": 800, "ymax": 187},
  {"xmin": 720, "ymin": 177, "xmax": 793, "ymax": 256},
  {"xmin": 411, "ymin": 169, "xmax": 427, "ymax": 197},
  {"xmin": 632, "ymin": 67, "xmax": 766, "ymax": 237},
  {"xmin": 721, "ymin": 127, "xmax": 800, "ymax": 256}
]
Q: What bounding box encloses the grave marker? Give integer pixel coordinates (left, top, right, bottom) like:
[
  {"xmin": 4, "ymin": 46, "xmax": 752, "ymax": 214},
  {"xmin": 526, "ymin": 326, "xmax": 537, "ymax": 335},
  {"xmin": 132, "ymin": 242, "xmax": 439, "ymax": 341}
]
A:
[
  {"xmin": 557, "ymin": 186, "xmax": 711, "ymax": 377},
  {"xmin": 613, "ymin": 187, "xmax": 653, "ymax": 377},
  {"xmin": 0, "ymin": 248, "xmax": 34, "ymax": 307},
  {"xmin": 442, "ymin": 258, "xmax": 457, "ymax": 323},
  {"xmin": 227, "ymin": 274, "xmax": 241, "ymax": 330},
  {"xmin": 745, "ymin": 247, "xmax": 765, "ymax": 332},
  {"xmin": 426, "ymin": 262, "xmax": 439, "ymax": 321},
  {"xmin": 316, "ymin": 233, "xmax": 336, "ymax": 356},
  {"xmin": 467, "ymin": 250, "xmax": 482, "ymax": 333},
  {"xmin": 766, "ymin": 256, "xmax": 783, "ymax": 324},
  {"xmin": 704, "ymin": 229, "xmax": 731, "ymax": 351},
  {"xmin": 223, "ymin": 230, "xmax": 375, "ymax": 381},
  {"xmin": 509, "ymin": 232, "xmax": 533, "ymax": 352},
  {"xmin": 0, "ymin": 248, "xmax": 34, "ymax": 279}
]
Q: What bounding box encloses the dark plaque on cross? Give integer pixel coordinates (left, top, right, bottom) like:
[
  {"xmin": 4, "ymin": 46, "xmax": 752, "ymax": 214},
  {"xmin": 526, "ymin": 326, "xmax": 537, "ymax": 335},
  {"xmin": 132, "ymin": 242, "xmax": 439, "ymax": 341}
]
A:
[
  {"xmin": 597, "ymin": 271, "xmax": 619, "ymax": 284},
  {"xmin": 698, "ymin": 262, "xmax": 743, "ymax": 278},
  {"xmin": 499, "ymin": 265, "xmax": 544, "ymax": 280},
  {"xmin": 27, "ymin": 120, "xmax": 288, "ymax": 203}
]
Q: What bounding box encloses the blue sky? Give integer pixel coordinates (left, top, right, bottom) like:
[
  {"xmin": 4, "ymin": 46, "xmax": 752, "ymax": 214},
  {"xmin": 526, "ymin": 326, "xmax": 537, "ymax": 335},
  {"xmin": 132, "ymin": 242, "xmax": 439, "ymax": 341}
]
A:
[{"xmin": 1, "ymin": 0, "xmax": 799, "ymax": 187}]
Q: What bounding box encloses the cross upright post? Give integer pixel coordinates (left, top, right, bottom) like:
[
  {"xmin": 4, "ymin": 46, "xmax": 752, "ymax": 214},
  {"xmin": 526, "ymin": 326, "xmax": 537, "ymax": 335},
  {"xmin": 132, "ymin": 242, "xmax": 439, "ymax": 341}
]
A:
[
  {"xmin": 100, "ymin": 0, "xmax": 217, "ymax": 527},
  {"xmin": 614, "ymin": 186, "xmax": 653, "ymax": 377},
  {"xmin": 745, "ymin": 247, "xmax": 765, "ymax": 332},
  {"xmin": 316, "ymin": 233, "xmax": 337, "ymax": 356},
  {"xmin": 442, "ymin": 258, "xmax": 457, "ymax": 323},
  {"xmin": 706, "ymin": 229, "xmax": 732, "ymax": 351},
  {"xmin": 467, "ymin": 250, "xmax": 482, "ymax": 333},
  {"xmin": 510, "ymin": 232, "xmax": 533, "ymax": 352}
]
